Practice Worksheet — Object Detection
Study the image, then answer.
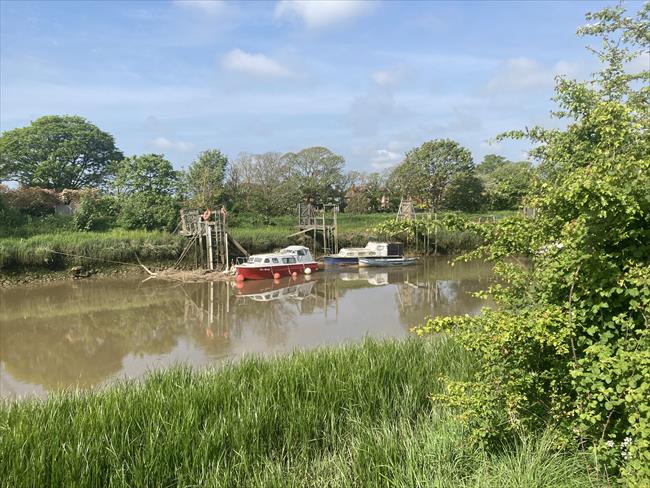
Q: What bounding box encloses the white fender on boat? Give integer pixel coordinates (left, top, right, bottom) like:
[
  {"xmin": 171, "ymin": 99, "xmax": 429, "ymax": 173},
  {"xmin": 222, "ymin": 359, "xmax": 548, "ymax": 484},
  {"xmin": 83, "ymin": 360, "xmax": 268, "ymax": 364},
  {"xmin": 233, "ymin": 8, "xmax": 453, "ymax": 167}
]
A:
[{"xmin": 304, "ymin": 267, "xmax": 312, "ymax": 275}]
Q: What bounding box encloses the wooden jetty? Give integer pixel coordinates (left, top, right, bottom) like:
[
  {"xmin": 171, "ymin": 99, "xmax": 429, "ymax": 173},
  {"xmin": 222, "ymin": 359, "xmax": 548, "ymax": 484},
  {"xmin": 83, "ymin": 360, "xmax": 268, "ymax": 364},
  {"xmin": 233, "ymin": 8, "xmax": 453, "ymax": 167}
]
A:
[
  {"xmin": 179, "ymin": 208, "xmax": 248, "ymax": 271},
  {"xmin": 287, "ymin": 204, "xmax": 339, "ymax": 256}
]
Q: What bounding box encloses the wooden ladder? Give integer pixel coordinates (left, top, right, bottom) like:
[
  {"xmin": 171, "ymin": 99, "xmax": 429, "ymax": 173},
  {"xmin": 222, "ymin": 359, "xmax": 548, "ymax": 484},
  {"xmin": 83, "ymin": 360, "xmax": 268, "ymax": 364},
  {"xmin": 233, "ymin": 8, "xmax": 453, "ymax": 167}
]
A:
[{"xmin": 205, "ymin": 215, "xmax": 228, "ymax": 271}]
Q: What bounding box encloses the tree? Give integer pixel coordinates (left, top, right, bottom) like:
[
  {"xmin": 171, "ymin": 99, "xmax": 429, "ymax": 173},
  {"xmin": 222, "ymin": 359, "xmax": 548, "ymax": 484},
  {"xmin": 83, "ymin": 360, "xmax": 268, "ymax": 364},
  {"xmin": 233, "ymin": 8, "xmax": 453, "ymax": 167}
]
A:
[
  {"xmin": 183, "ymin": 149, "xmax": 228, "ymax": 209},
  {"xmin": 283, "ymin": 147, "xmax": 346, "ymax": 206},
  {"xmin": 389, "ymin": 139, "xmax": 474, "ymax": 211},
  {"xmin": 477, "ymin": 155, "xmax": 537, "ymax": 210},
  {"xmin": 112, "ymin": 154, "xmax": 180, "ymax": 231},
  {"xmin": 113, "ymin": 154, "xmax": 179, "ymax": 196},
  {"xmin": 416, "ymin": 3, "xmax": 650, "ymax": 483},
  {"xmin": 344, "ymin": 171, "xmax": 390, "ymax": 213},
  {"xmin": 443, "ymin": 173, "xmax": 485, "ymax": 212},
  {"xmin": 475, "ymin": 154, "xmax": 509, "ymax": 175},
  {"xmin": 233, "ymin": 152, "xmax": 298, "ymax": 216},
  {"xmin": 345, "ymin": 191, "xmax": 371, "ymax": 213},
  {"xmin": 0, "ymin": 115, "xmax": 123, "ymax": 190}
]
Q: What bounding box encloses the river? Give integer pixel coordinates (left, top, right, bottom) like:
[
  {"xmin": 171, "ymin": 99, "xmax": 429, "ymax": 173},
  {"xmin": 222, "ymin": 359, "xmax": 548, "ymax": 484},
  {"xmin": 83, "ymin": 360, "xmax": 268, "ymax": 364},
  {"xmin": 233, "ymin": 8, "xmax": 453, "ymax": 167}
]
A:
[{"xmin": 0, "ymin": 257, "xmax": 493, "ymax": 399}]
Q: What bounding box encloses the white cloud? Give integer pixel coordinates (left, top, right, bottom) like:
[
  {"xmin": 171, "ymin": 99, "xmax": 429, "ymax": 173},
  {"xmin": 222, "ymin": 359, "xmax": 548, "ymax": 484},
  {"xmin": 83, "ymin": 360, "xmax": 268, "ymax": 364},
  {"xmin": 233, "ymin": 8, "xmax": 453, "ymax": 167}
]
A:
[
  {"xmin": 485, "ymin": 57, "xmax": 581, "ymax": 94},
  {"xmin": 222, "ymin": 48, "xmax": 294, "ymax": 78},
  {"xmin": 173, "ymin": 0, "xmax": 226, "ymax": 15},
  {"xmin": 152, "ymin": 137, "xmax": 195, "ymax": 152},
  {"xmin": 274, "ymin": 0, "xmax": 371, "ymax": 28},
  {"xmin": 371, "ymin": 66, "xmax": 406, "ymax": 88},
  {"xmin": 371, "ymin": 149, "xmax": 402, "ymax": 170}
]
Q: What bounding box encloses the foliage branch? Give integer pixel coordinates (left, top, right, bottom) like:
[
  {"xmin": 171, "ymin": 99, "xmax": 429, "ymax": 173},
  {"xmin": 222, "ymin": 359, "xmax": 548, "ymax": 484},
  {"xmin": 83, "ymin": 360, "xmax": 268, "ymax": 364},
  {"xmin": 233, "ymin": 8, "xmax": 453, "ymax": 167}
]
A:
[{"xmin": 413, "ymin": 3, "xmax": 650, "ymax": 484}]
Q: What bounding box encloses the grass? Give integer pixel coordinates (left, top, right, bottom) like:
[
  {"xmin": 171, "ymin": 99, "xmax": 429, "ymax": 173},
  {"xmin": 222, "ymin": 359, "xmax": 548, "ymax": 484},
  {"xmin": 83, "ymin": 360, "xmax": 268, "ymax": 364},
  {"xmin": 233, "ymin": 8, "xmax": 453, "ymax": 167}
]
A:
[
  {"xmin": 0, "ymin": 338, "xmax": 603, "ymax": 487},
  {"xmin": 228, "ymin": 211, "xmax": 498, "ymax": 254},
  {"xmin": 0, "ymin": 214, "xmax": 76, "ymax": 239},
  {"xmin": 0, "ymin": 229, "xmax": 184, "ymax": 271}
]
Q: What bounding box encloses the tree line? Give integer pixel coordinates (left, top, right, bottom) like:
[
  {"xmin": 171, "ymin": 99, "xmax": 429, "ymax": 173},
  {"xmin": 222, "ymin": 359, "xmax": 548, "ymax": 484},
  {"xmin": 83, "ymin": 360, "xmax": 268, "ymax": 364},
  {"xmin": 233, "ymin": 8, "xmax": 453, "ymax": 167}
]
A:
[{"xmin": 1, "ymin": 116, "xmax": 537, "ymax": 231}]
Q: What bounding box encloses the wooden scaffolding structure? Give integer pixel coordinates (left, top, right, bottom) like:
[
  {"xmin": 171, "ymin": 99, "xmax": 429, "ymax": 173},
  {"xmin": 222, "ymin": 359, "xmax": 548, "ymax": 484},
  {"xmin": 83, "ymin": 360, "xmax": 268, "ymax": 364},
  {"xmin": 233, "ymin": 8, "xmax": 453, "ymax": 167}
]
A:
[
  {"xmin": 179, "ymin": 208, "xmax": 248, "ymax": 271},
  {"xmin": 396, "ymin": 197, "xmax": 416, "ymax": 221},
  {"xmin": 287, "ymin": 203, "xmax": 339, "ymax": 256}
]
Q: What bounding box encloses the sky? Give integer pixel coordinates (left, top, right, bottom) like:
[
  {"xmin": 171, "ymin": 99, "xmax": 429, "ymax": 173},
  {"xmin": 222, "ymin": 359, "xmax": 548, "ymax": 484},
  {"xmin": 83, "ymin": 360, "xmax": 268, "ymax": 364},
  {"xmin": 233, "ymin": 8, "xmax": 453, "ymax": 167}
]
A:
[{"xmin": 0, "ymin": 0, "xmax": 643, "ymax": 173}]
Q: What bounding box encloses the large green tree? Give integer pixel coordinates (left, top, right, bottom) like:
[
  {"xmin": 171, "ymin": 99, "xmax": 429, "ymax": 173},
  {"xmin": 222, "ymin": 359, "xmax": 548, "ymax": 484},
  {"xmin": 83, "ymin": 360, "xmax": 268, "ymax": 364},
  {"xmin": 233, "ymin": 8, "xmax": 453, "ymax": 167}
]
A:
[
  {"xmin": 113, "ymin": 154, "xmax": 179, "ymax": 196},
  {"xmin": 0, "ymin": 115, "xmax": 123, "ymax": 190},
  {"xmin": 183, "ymin": 149, "xmax": 228, "ymax": 209},
  {"xmin": 283, "ymin": 146, "xmax": 346, "ymax": 206},
  {"xmin": 231, "ymin": 152, "xmax": 298, "ymax": 216},
  {"xmin": 389, "ymin": 139, "xmax": 474, "ymax": 211},
  {"xmin": 477, "ymin": 155, "xmax": 537, "ymax": 210},
  {"xmin": 112, "ymin": 154, "xmax": 180, "ymax": 231}
]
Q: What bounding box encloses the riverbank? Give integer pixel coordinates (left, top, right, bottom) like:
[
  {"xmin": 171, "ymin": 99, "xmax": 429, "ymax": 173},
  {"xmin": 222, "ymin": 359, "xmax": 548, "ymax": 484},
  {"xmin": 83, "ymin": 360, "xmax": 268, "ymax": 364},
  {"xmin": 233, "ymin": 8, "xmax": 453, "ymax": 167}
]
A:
[
  {"xmin": 0, "ymin": 212, "xmax": 502, "ymax": 283},
  {"xmin": 0, "ymin": 338, "xmax": 601, "ymax": 487}
]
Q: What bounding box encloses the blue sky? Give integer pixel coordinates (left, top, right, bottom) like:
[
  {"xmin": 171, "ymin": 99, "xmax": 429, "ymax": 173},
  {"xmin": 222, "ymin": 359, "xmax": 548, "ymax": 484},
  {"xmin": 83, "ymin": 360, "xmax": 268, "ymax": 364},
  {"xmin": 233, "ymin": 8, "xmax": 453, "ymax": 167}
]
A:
[{"xmin": 0, "ymin": 0, "xmax": 639, "ymax": 173}]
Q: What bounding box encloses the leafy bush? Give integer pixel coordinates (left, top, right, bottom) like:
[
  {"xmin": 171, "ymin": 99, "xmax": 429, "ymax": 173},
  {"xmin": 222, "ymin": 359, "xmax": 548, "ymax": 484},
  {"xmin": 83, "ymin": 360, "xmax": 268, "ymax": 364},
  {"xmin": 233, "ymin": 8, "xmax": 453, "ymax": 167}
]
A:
[
  {"xmin": 117, "ymin": 193, "xmax": 179, "ymax": 231},
  {"xmin": 74, "ymin": 190, "xmax": 118, "ymax": 231},
  {"xmin": 1, "ymin": 187, "xmax": 61, "ymax": 216},
  {"xmin": 373, "ymin": 213, "xmax": 484, "ymax": 254},
  {"xmin": 414, "ymin": 4, "xmax": 650, "ymax": 484},
  {"xmin": 73, "ymin": 190, "xmax": 118, "ymax": 231},
  {"xmin": 0, "ymin": 189, "xmax": 22, "ymax": 228}
]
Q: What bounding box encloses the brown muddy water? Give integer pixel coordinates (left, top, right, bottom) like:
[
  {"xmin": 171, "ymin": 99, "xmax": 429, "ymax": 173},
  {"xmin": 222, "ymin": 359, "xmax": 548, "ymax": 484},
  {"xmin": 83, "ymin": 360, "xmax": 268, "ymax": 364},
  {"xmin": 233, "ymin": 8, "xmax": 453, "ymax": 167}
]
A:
[{"xmin": 0, "ymin": 257, "xmax": 493, "ymax": 399}]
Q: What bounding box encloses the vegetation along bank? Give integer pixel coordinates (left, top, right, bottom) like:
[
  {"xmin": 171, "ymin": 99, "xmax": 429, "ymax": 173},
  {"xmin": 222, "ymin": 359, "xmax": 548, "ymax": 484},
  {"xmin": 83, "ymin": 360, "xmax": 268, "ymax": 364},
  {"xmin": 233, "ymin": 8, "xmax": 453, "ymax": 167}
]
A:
[{"xmin": 0, "ymin": 338, "xmax": 604, "ymax": 488}]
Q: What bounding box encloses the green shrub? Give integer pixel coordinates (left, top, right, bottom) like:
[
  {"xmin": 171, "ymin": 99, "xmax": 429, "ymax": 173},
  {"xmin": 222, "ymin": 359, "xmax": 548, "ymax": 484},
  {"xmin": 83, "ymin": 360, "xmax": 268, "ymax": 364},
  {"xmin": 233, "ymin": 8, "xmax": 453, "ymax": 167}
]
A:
[
  {"xmin": 117, "ymin": 193, "xmax": 179, "ymax": 231},
  {"xmin": 0, "ymin": 191, "xmax": 21, "ymax": 228},
  {"xmin": 73, "ymin": 190, "xmax": 118, "ymax": 231}
]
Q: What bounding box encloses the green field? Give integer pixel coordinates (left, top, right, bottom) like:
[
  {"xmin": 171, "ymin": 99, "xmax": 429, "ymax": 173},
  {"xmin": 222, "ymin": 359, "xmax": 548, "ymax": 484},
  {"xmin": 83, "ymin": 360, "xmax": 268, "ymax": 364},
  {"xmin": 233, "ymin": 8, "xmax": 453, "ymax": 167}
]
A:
[{"xmin": 0, "ymin": 338, "xmax": 602, "ymax": 487}]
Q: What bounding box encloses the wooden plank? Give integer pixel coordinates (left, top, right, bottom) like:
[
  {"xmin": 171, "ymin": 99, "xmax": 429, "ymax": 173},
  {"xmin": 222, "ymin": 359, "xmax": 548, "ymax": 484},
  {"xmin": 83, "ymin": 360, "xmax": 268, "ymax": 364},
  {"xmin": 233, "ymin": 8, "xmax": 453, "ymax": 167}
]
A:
[
  {"xmin": 287, "ymin": 227, "xmax": 315, "ymax": 238},
  {"xmin": 228, "ymin": 235, "xmax": 249, "ymax": 257},
  {"xmin": 206, "ymin": 222, "xmax": 214, "ymax": 270}
]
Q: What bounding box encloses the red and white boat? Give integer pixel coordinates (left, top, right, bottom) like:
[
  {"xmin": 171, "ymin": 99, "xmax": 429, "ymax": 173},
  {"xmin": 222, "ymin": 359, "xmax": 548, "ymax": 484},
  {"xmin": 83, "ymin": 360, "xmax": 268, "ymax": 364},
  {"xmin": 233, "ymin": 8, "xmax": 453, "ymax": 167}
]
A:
[{"xmin": 235, "ymin": 245, "xmax": 319, "ymax": 280}]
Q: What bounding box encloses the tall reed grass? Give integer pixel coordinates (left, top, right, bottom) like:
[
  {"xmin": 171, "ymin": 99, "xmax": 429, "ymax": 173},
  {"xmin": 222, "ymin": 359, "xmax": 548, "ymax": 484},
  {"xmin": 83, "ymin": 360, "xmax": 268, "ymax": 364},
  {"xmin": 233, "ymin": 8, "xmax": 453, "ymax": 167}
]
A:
[
  {"xmin": 0, "ymin": 229, "xmax": 184, "ymax": 270},
  {"xmin": 0, "ymin": 338, "xmax": 602, "ymax": 487}
]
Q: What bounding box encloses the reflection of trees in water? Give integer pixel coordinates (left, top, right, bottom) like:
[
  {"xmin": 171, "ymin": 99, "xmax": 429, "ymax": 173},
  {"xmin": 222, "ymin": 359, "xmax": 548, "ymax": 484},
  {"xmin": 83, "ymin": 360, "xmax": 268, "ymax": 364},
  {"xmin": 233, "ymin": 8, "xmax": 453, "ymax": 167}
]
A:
[
  {"xmin": 0, "ymin": 258, "xmax": 494, "ymax": 394},
  {"xmin": 385, "ymin": 259, "xmax": 493, "ymax": 328},
  {"xmin": 1, "ymin": 299, "xmax": 188, "ymax": 389},
  {"xmin": 1, "ymin": 280, "xmax": 237, "ymax": 392},
  {"xmin": 395, "ymin": 279, "xmax": 492, "ymax": 327}
]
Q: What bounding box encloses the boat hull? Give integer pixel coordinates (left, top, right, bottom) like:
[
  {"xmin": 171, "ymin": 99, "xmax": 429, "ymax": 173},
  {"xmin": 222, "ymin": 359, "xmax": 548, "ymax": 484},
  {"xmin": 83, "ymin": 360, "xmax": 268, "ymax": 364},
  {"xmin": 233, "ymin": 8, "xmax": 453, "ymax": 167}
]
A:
[
  {"xmin": 323, "ymin": 256, "xmax": 359, "ymax": 266},
  {"xmin": 235, "ymin": 262, "xmax": 318, "ymax": 280},
  {"xmin": 358, "ymin": 257, "xmax": 417, "ymax": 267}
]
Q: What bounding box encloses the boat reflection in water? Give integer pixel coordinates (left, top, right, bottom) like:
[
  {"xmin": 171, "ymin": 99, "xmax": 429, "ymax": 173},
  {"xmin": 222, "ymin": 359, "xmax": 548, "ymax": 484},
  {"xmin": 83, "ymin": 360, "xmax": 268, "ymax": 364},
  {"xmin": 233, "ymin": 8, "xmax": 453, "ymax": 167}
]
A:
[
  {"xmin": 0, "ymin": 257, "xmax": 494, "ymax": 398},
  {"xmin": 232, "ymin": 275, "xmax": 318, "ymax": 302}
]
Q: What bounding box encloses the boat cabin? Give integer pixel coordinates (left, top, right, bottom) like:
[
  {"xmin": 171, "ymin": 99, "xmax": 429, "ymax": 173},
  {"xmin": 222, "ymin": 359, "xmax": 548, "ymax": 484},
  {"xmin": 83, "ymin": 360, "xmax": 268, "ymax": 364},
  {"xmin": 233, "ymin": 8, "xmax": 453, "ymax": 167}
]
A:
[
  {"xmin": 242, "ymin": 246, "xmax": 315, "ymax": 266},
  {"xmin": 336, "ymin": 241, "xmax": 403, "ymax": 258}
]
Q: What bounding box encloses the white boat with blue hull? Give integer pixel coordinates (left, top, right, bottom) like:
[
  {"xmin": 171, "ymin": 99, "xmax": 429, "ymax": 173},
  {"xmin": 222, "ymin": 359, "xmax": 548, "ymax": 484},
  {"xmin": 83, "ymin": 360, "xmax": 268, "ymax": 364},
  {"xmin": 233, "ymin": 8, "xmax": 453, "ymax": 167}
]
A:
[
  {"xmin": 324, "ymin": 242, "xmax": 402, "ymax": 266},
  {"xmin": 358, "ymin": 256, "xmax": 418, "ymax": 267}
]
